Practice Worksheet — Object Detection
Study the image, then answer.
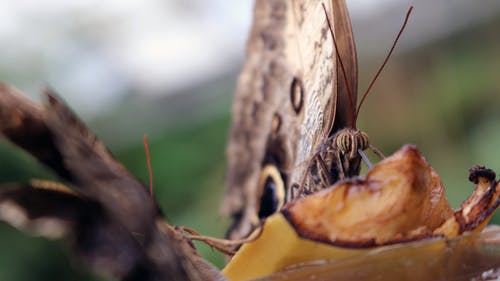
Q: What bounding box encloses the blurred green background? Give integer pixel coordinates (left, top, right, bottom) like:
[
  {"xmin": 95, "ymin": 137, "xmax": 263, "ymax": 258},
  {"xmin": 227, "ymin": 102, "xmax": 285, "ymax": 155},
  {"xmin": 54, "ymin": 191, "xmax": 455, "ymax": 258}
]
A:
[{"xmin": 0, "ymin": 1, "xmax": 500, "ymax": 280}]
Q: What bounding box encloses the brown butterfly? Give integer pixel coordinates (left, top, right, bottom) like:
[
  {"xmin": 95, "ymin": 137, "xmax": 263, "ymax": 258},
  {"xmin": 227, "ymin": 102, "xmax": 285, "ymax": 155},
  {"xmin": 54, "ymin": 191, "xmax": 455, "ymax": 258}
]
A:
[
  {"xmin": 223, "ymin": 0, "xmax": 410, "ymax": 240},
  {"xmin": 0, "ymin": 85, "xmax": 225, "ymax": 281}
]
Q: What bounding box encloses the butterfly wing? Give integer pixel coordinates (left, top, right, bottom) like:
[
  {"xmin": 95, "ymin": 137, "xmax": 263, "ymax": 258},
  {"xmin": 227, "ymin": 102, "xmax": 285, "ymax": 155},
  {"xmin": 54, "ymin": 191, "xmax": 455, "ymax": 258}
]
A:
[
  {"xmin": 0, "ymin": 84, "xmax": 156, "ymax": 237},
  {"xmin": 224, "ymin": 0, "xmax": 357, "ymax": 240},
  {"xmin": 329, "ymin": 0, "xmax": 358, "ymax": 134},
  {"xmin": 0, "ymin": 184, "xmax": 153, "ymax": 278},
  {"xmin": 0, "ymin": 84, "xmax": 224, "ymax": 281}
]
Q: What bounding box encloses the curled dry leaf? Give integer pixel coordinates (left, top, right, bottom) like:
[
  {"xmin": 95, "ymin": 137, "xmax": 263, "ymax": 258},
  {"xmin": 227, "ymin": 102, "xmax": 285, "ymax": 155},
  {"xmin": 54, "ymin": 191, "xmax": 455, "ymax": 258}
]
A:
[{"xmin": 223, "ymin": 145, "xmax": 500, "ymax": 281}]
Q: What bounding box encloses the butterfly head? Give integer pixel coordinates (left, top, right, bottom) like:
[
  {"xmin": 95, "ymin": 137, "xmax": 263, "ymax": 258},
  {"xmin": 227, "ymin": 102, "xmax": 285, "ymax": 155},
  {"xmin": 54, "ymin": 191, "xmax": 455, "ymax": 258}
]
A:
[{"xmin": 334, "ymin": 128, "xmax": 369, "ymax": 158}]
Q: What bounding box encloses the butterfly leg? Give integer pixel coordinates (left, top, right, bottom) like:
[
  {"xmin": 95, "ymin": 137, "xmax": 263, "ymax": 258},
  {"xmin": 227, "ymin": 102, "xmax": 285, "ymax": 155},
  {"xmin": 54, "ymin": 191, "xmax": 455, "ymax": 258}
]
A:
[
  {"xmin": 334, "ymin": 149, "xmax": 346, "ymax": 180},
  {"xmin": 315, "ymin": 153, "xmax": 334, "ymax": 190},
  {"xmin": 369, "ymin": 144, "xmax": 385, "ymax": 159},
  {"xmin": 293, "ymin": 155, "xmax": 317, "ymax": 200},
  {"xmin": 165, "ymin": 224, "xmax": 264, "ymax": 256},
  {"xmin": 294, "ymin": 152, "xmax": 333, "ymax": 199}
]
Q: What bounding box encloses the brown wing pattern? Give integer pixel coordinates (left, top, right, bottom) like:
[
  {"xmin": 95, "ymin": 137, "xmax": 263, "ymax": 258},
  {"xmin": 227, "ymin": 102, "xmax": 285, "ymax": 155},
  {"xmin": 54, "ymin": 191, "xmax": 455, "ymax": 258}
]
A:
[
  {"xmin": 330, "ymin": 0, "xmax": 358, "ymax": 133},
  {"xmin": 224, "ymin": 0, "xmax": 356, "ymax": 240}
]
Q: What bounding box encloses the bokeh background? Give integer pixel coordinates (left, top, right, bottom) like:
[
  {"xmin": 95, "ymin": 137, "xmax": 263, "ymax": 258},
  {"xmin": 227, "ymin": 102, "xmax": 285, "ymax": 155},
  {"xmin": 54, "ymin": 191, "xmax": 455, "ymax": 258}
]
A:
[{"xmin": 0, "ymin": 0, "xmax": 499, "ymax": 280}]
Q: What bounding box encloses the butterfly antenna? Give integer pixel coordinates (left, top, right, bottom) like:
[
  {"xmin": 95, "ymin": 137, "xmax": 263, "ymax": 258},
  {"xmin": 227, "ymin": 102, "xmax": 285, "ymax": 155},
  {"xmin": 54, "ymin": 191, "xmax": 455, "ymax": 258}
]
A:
[
  {"xmin": 322, "ymin": 3, "xmax": 355, "ymax": 129},
  {"xmin": 355, "ymin": 6, "xmax": 413, "ymax": 120},
  {"xmin": 143, "ymin": 135, "xmax": 154, "ymax": 198}
]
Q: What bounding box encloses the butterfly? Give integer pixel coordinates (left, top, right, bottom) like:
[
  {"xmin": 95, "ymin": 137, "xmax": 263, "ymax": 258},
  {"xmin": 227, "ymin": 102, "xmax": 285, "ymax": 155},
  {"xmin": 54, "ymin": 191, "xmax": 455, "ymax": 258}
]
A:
[
  {"xmin": 0, "ymin": 85, "xmax": 225, "ymax": 281},
  {"xmin": 223, "ymin": 0, "xmax": 406, "ymax": 241},
  {"xmin": 221, "ymin": 3, "xmax": 500, "ymax": 280}
]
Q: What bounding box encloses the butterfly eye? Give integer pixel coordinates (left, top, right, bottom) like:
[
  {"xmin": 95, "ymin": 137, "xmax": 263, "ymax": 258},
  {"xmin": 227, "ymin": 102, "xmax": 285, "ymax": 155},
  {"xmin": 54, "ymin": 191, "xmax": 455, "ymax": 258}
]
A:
[
  {"xmin": 257, "ymin": 164, "xmax": 285, "ymax": 219},
  {"xmin": 290, "ymin": 76, "xmax": 304, "ymax": 114}
]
